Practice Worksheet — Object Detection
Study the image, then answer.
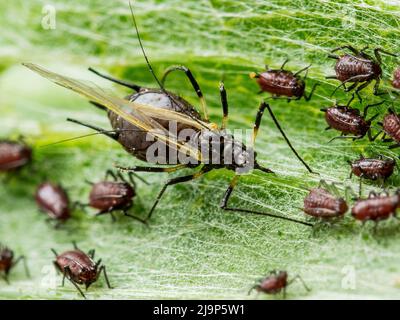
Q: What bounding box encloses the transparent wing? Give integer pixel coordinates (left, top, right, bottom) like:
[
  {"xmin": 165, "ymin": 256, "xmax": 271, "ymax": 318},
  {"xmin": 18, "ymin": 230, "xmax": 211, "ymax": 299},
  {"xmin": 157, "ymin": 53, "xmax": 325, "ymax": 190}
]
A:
[{"xmin": 23, "ymin": 63, "xmax": 203, "ymax": 161}]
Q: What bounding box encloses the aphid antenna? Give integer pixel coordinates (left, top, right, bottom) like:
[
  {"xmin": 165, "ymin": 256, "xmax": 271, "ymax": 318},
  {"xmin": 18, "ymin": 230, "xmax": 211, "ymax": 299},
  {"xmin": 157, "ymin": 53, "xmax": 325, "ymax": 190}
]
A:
[
  {"xmin": 288, "ymin": 274, "xmax": 311, "ymax": 292},
  {"xmin": 247, "ymin": 284, "xmax": 259, "ymax": 295},
  {"xmin": 50, "ymin": 248, "xmax": 58, "ymax": 257},
  {"xmin": 128, "ymin": 1, "xmax": 208, "ymax": 130},
  {"xmin": 262, "ymin": 102, "xmax": 315, "ymax": 174},
  {"xmin": 39, "ymin": 128, "xmax": 147, "ymax": 148}
]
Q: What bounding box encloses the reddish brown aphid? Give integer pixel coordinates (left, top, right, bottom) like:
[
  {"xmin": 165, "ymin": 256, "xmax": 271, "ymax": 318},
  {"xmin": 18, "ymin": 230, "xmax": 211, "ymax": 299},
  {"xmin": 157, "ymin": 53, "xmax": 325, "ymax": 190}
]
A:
[
  {"xmin": 77, "ymin": 170, "xmax": 145, "ymax": 223},
  {"xmin": 51, "ymin": 242, "xmax": 112, "ymax": 299},
  {"xmin": 303, "ymin": 188, "xmax": 348, "ymax": 219},
  {"xmin": 250, "ymin": 60, "xmax": 318, "ymax": 101},
  {"xmin": 35, "ymin": 182, "xmax": 71, "ymax": 224},
  {"xmin": 327, "ymin": 45, "xmax": 397, "ymax": 101},
  {"xmin": 249, "ymin": 271, "xmax": 309, "ymax": 298},
  {"xmin": 351, "ymin": 191, "xmax": 400, "ymax": 224},
  {"xmin": 321, "ymin": 101, "xmax": 383, "ymax": 142},
  {"xmin": 0, "ymin": 140, "xmax": 32, "ymax": 172},
  {"xmin": 349, "ymin": 155, "xmax": 395, "ymax": 181},
  {"xmin": 392, "ymin": 67, "xmax": 400, "ymax": 89},
  {"xmin": 382, "ymin": 109, "xmax": 400, "ymax": 149},
  {"xmin": 0, "ymin": 245, "xmax": 30, "ymax": 283}
]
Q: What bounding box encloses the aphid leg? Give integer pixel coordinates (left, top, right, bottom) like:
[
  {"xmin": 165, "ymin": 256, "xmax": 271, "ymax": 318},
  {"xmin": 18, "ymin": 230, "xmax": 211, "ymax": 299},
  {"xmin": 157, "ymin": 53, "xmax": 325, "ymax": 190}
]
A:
[
  {"xmin": 263, "ymin": 103, "xmax": 315, "ymax": 174},
  {"xmin": 72, "ymin": 241, "xmax": 79, "ymax": 250},
  {"xmin": 363, "ymin": 101, "xmax": 385, "ymax": 117},
  {"xmin": 251, "ymin": 102, "xmax": 267, "ymax": 146},
  {"xmin": 359, "ymin": 46, "xmax": 369, "ymax": 55},
  {"xmin": 123, "ymin": 203, "xmax": 148, "ymax": 225},
  {"xmin": 327, "ymin": 51, "xmax": 340, "ymax": 59},
  {"xmin": 84, "ymin": 179, "xmax": 94, "ymax": 186},
  {"xmin": 95, "ymin": 208, "xmax": 117, "ymax": 222},
  {"xmin": 367, "ymin": 129, "xmax": 382, "ymax": 142},
  {"xmin": 161, "ymin": 65, "xmax": 208, "ymax": 121},
  {"xmin": 115, "ymin": 164, "xmax": 187, "ymax": 173},
  {"xmin": 145, "ymin": 167, "xmax": 213, "ymax": 221},
  {"xmin": 328, "ymin": 135, "xmax": 363, "ymax": 143},
  {"xmin": 88, "ymin": 67, "xmax": 141, "ymax": 92},
  {"xmin": 67, "ymin": 118, "xmax": 119, "ymax": 140},
  {"xmin": 2, "ymin": 274, "xmax": 10, "ymax": 284},
  {"xmin": 325, "ymin": 75, "xmax": 338, "ymax": 79},
  {"xmin": 63, "ymin": 266, "xmax": 86, "ymax": 299},
  {"xmin": 220, "ymin": 81, "xmax": 229, "ymax": 130},
  {"xmin": 128, "ymin": 171, "xmax": 149, "ymax": 185},
  {"xmin": 353, "ymin": 79, "xmax": 373, "ymax": 102},
  {"xmin": 12, "ymin": 255, "xmax": 30, "ymax": 278},
  {"xmin": 304, "ymin": 83, "xmax": 319, "ymax": 101},
  {"xmin": 331, "ymin": 45, "xmax": 359, "ymax": 55},
  {"xmin": 51, "ymin": 249, "xmax": 58, "ymax": 257},
  {"xmin": 105, "ymin": 169, "xmax": 118, "ymax": 181},
  {"xmin": 87, "ymin": 249, "xmax": 95, "ymax": 259},
  {"xmin": 219, "ymin": 175, "xmax": 312, "ymax": 226},
  {"xmin": 98, "ymin": 265, "xmax": 113, "ymax": 289},
  {"xmin": 247, "ymin": 284, "xmax": 259, "ymax": 295},
  {"xmin": 294, "ymin": 64, "xmax": 311, "ymax": 77},
  {"xmin": 288, "ymin": 275, "xmax": 311, "ymax": 292},
  {"xmin": 280, "ymin": 59, "xmax": 289, "ymax": 70},
  {"xmin": 374, "ymin": 48, "xmax": 398, "ymax": 64},
  {"xmin": 372, "ymin": 78, "xmax": 387, "ymax": 96},
  {"xmin": 331, "ymin": 74, "xmax": 372, "ymax": 97},
  {"xmin": 388, "ymin": 144, "xmax": 400, "ymax": 150},
  {"xmin": 318, "ymin": 179, "xmax": 330, "ymax": 189}
]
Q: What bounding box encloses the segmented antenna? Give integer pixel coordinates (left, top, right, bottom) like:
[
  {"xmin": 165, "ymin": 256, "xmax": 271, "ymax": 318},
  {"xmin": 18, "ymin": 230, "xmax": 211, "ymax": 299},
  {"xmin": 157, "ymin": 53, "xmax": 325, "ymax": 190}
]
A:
[
  {"xmin": 129, "ymin": 1, "xmax": 164, "ymax": 90},
  {"xmin": 128, "ymin": 1, "xmax": 209, "ymax": 130}
]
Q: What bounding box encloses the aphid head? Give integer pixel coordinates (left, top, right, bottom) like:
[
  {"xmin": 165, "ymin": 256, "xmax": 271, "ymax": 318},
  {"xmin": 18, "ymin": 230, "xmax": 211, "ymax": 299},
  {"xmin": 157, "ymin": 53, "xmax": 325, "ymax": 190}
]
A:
[
  {"xmin": 80, "ymin": 265, "xmax": 98, "ymax": 286},
  {"xmin": 336, "ymin": 198, "xmax": 349, "ymax": 215},
  {"xmin": 276, "ymin": 270, "xmax": 288, "ymax": 281},
  {"xmin": 0, "ymin": 246, "xmax": 13, "ymax": 262},
  {"xmin": 292, "ymin": 79, "xmax": 306, "ymax": 97}
]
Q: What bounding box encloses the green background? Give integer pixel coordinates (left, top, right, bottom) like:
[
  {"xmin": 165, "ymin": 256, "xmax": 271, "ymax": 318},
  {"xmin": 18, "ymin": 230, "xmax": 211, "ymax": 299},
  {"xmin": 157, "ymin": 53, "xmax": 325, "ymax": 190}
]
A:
[{"xmin": 1, "ymin": 0, "xmax": 400, "ymax": 299}]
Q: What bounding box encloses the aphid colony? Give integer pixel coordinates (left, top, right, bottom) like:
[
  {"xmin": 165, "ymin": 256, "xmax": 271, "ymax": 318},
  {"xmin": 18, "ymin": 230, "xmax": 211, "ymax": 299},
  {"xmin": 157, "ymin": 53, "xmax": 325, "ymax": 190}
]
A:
[{"xmin": 1, "ymin": 5, "xmax": 400, "ymax": 299}]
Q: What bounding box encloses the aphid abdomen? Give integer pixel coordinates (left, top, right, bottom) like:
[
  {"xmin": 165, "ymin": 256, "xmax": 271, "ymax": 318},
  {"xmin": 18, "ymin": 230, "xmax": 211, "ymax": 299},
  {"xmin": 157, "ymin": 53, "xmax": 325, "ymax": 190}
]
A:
[
  {"xmin": 351, "ymin": 158, "xmax": 395, "ymax": 180},
  {"xmin": 108, "ymin": 89, "xmax": 201, "ymax": 162},
  {"xmin": 89, "ymin": 181, "xmax": 135, "ymax": 210},
  {"xmin": 383, "ymin": 113, "xmax": 400, "ymax": 143},
  {"xmin": 351, "ymin": 196, "xmax": 398, "ymax": 221},
  {"xmin": 325, "ymin": 107, "xmax": 368, "ymax": 135},
  {"xmin": 256, "ymin": 70, "xmax": 304, "ymax": 97},
  {"xmin": 335, "ymin": 55, "xmax": 380, "ymax": 82},
  {"xmin": 35, "ymin": 182, "xmax": 70, "ymax": 221},
  {"xmin": 258, "ymin": 272, "xmax": 288, "ymax": 294},
  {"xmin": 0, "ymin": 141, "xmax": 32, "ymax": 171},
  {"xmin": 304, "ymin": 188, "xmax": 348, "ymax": 218},
  {"xmin": 56, "ymin": 250, "xmax": 97, "ymax": 284},
  {"xmin": 0, "ymin": 248, "xmax": 13, "ymax": 273}
]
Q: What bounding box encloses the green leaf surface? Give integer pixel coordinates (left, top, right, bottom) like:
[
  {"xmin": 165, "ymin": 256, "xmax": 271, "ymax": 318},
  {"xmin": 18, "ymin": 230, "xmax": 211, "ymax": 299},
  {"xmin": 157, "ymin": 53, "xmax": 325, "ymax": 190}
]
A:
[{"xmin": 1, "ymin": 0, "xmax": 400, "ymax": 299}]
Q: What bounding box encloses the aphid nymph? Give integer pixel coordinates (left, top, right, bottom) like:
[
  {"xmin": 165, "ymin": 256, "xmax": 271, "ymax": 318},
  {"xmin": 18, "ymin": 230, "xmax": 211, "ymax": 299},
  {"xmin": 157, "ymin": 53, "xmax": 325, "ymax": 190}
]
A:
[
  {"xmin": 51, "ymin": 242, "xmax": 112, "ymax": 299},
  {"xmin": 250, "ymin": 59, "xmax": 318, "ymax": 101},
  {"xmin": 327, "ymin": 45, "xmax": 397, "ymax": 101},
  {"xmin": 248, "ymin": 270, "xmax": 310, "ymax": 298},
  {"xmin": 0, "ymin": 244, "xmax": 30, "ymax": 283}
]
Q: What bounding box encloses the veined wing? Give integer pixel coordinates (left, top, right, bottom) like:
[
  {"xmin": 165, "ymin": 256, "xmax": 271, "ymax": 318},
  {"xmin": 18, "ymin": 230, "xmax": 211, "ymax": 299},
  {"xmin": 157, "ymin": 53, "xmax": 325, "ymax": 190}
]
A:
[{"xmin": 23, "ymin": 63, "xmax": 203, "ymax": 161}]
